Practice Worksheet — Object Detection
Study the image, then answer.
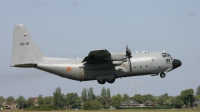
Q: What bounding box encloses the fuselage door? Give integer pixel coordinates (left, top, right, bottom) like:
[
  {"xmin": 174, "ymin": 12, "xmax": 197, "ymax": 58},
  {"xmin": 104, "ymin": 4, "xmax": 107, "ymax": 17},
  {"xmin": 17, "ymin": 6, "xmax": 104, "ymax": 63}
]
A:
[{"xmin": 79, "ymin": 68, "xmax": 84, "ymax": 79}]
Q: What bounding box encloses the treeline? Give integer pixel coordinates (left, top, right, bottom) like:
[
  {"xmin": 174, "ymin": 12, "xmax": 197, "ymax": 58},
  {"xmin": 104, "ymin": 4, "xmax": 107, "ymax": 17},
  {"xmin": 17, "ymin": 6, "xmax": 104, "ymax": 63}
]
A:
[{"xmin": 0, "ymin": 85, "xmax": 200, "ymax": 110}]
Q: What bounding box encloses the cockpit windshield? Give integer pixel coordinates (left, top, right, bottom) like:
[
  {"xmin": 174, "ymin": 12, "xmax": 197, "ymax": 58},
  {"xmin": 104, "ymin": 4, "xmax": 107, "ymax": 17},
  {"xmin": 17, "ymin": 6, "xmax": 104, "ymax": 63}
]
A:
[{"xmin": 162, "ymin": 53, "xmax": 173, "ymax": 59}]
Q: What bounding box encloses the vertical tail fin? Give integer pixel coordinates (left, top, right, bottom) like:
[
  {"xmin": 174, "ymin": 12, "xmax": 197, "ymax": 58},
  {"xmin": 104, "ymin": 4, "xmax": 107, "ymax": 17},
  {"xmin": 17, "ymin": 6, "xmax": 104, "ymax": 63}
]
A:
[{"xmin": 11, "ymin": 24, "xmax": 44, "ymax": 67}]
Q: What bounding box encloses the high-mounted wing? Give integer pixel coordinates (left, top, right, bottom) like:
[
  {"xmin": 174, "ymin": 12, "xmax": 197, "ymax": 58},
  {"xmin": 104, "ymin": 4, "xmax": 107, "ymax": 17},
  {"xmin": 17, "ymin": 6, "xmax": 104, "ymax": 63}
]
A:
[{"xmin": 82, "ymin": 49, "xmax": 111, "ymax": 63}]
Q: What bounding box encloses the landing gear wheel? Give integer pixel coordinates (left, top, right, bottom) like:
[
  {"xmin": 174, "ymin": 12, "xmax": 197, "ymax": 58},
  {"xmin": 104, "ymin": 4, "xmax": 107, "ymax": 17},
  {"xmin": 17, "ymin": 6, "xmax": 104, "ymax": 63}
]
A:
[
  {"xmin": 107, "ymin": 79, "xmax": 115, "ymax": 84},
  {"xmin": 97, "ymin": 80, "xmax": 106, "ymax": 84},
  {"xmin": 160, "ymin": 72, "xmax": 166, "ymax": 78}
]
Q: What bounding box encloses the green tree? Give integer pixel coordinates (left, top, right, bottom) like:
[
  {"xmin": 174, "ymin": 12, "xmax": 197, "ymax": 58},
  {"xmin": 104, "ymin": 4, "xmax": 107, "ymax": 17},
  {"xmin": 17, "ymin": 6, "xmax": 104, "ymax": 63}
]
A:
[
  {"xmin": 106, "ymin": 88, "xmax": 111, "ymax": 99},
  {"xmin": 195, "ymin": 95, "xmax": 200, "ymax": 100},
  {"xmin": 16, "ymin": 95, "xmax": 26, "ymax": 109},
  {"xmin": 171, "ymin": 96, "xmax": 183, "ymax": 108},
  {"xmin": 156, "ymin": 93, "xmax": 169, "ymax": 106},
  {"xmin": 96, "ymin": 95, "xmax": 104, "ymax": 106},
  {"xmin": 88, "ymin": 87, "xmax": 95, "ymax": 100},
  {"xmin": 180, "ymin": 89, "xmax": 195, "ymax": 106},
  {"xmin": 81, "ymin": 88, "xmax": 88, "ymax": 101},
  {"xmin": 43, "ymin": 96, "xmax": 54, "ymax": 105},
  {"xmin": 101, "ymin": 87, "xmax": 106, "ymax": 99},
  {"xmin": 196, "ymin": 85, "xmax": 200, "ymax": 95},
  {"xmin": 165, "ymin": 96, "xmax": 173, "ymax": 107},
  {"xmin": 66, "ymin": 93, "xmax": 80, "ymax": 108},
  {"xmin": 0, "ymin": 96, "xmax": 4, "ymax": 108},
  {"xmin": 83, "ymin": 100, "xmax": 102, "ymax": 110},
  {"xmin": 106, "ymin": 88, "xmax": 111, "ymax": 105},
  {"xmin": 132, "ymin": 94, "xmax": 144, "ymax": 103},
  {"xmin": 6, "ymin": 96, "xmax": 15, "ymax": 105},
  {"xmin": 143, "ymin": 94, "xmax": 155, "ymax": 102},
  {"xmin": 37, "ymin": 94, "xmax": 44, "ymax": 105},
  {"xmin": 122, "ymin": 94, "xmax": 129, "ymax": 101},
  {"xmin": 53, "ymin": 87, "xmax": 65, "ymax": 108},
  {"xmin": 100, "ymin": 87, "xmax": 111, "ymax": 107},
  {"xmin": 110, "ymin": 94, "xmax": 122, "ymax": 107},
  {"xmin": 72, "ymin": 97, "xmax": 81, "ymax": 109},
  {"xmin": 26, "ymin": 98, "xmax": 34, "ymax": 108}
]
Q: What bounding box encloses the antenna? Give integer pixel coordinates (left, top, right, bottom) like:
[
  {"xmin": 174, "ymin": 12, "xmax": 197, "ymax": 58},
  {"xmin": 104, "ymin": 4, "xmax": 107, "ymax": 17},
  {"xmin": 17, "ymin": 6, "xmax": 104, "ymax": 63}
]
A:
[{"xmin": 135, "ymin": 76, "xmax": 138, "ymax": 95}]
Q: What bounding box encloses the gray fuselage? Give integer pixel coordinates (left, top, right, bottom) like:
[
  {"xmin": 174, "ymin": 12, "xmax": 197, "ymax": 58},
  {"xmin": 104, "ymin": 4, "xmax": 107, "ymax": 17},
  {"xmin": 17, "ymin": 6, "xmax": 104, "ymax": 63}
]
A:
[{"xmin": 36, "ymin": 51, "xmax": 172, "ymax": 81}]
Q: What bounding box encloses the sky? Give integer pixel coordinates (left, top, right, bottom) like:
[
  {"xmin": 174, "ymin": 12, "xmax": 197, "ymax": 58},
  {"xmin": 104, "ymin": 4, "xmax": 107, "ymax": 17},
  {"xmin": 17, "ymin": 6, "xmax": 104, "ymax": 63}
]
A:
[{"xmin": 0, "ymin": 0, "xmax": 200, "ymax": 99}]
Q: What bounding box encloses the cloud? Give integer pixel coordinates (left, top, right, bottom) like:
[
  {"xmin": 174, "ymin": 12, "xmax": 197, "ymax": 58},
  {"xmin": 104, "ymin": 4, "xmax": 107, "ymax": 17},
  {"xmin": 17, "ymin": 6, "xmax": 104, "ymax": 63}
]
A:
[{"xmin": 189, "ymin": 12, "xmax": 197, "ymax": 17}]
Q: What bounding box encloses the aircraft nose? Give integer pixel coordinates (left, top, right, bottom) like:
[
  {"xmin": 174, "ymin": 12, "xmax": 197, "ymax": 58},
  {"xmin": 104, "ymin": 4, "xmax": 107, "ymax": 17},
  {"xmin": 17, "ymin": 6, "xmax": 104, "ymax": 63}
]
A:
[{"xmin": 172, "ymin": 59, "xmax": 182, "ymax": 69}]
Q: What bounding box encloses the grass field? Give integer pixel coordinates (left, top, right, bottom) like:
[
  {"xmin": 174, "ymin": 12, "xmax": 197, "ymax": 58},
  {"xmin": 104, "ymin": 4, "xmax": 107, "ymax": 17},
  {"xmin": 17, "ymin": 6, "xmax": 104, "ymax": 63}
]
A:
[{"xmin": 1, "ymin": 109, "xmax": 200, "ymax": 112}]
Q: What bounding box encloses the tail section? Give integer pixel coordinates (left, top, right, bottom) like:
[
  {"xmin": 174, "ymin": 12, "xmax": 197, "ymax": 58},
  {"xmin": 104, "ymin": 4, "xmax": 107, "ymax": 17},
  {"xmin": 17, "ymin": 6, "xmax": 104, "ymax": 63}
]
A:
[{"xmin": 11, "ymin": 24, "xmax": 44, "ymax": 67}]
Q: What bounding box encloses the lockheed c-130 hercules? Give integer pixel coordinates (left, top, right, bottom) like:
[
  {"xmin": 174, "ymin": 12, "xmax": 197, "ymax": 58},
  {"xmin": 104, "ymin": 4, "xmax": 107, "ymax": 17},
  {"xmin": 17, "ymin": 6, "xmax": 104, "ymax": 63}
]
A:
[{"xmin": 11, "ymin": 24, "xmax": 182, "ymax": 84}]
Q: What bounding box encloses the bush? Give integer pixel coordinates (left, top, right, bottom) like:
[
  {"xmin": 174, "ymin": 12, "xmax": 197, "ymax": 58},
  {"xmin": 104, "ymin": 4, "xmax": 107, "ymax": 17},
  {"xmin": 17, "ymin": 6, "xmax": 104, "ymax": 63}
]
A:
[
  {"xmin": 117, "ymin": 106, "xmax": 172, "ymax": 109},
  {"xmin": 83, "ymin": 100, "xmax": 102, "ymax": 110},
  {"xmin": 26, "ymin": 104, "xmax": 59, "ymax": 111}
]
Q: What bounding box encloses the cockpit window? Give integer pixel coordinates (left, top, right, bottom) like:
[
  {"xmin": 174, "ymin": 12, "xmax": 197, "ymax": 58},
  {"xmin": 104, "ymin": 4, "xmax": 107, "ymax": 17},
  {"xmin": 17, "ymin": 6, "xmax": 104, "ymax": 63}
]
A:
[
  {"xmin": 166, "ymin": 59, "xmax": 170, "ymax": 62},
  {"xmin": 162, "ymin": 53, "xmax": 171, "ymax": 58},
  {"xmin": 162, "ymin": 53, "xmax": 173, "ymax": 60},
  {"xmin": 162, "ymin": 53, "xmax": 167, "ymax": 57}
]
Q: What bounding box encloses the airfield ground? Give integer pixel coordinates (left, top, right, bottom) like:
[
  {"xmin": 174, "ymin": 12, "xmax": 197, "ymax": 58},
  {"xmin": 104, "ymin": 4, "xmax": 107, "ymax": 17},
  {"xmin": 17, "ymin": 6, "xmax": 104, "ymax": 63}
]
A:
[{"xmin": 1, "ymin": 109, "xmax": 200, "ymax": 112}]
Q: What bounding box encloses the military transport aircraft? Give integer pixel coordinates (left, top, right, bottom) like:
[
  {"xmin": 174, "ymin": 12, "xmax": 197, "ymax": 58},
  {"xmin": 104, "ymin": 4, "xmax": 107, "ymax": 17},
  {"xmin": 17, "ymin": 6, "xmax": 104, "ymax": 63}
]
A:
[{"xmin": 11, "ymin": 24, "xmax": 182, "ymax": 84}]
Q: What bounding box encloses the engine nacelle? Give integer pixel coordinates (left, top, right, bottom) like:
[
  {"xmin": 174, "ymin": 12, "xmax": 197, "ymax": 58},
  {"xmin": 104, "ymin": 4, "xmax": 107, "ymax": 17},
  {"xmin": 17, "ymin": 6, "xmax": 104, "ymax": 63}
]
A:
[
  {"xmin": 112, "ymin": 61, "xmax": 124, "ymax": 66},
  {"xmin": 110, "ymin": 53, "xmax": 127, "ymax": 61},
  {"xmin": 79, "ymin": 61, "xmax": 124, "ymax": 69}
]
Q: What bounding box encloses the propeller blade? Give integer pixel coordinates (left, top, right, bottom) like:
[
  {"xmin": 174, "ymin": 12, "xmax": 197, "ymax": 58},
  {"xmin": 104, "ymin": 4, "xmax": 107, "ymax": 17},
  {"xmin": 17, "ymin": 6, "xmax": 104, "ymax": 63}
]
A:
[
  {"xmin": 126, "ymin": 45, "xmax": 132, "ymax": 74},
  {"xmin": 126, "ymin": 45, "xmax": 132, "ymax": 58}
]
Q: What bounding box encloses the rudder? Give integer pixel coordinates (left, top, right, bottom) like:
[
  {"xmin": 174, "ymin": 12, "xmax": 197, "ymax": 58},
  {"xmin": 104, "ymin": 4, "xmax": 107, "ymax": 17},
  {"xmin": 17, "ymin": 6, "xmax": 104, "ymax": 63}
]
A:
[{"xmin": 11, "ymin": 24, "xmax": 44, "ymax": 67}]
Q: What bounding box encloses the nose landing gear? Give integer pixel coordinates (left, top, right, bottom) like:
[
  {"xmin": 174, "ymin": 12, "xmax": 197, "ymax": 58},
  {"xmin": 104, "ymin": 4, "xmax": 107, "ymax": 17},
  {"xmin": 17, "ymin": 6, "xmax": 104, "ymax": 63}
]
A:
[{"xmin": 160, "ymin": 72, "xmax": 166, "ymax": 78}]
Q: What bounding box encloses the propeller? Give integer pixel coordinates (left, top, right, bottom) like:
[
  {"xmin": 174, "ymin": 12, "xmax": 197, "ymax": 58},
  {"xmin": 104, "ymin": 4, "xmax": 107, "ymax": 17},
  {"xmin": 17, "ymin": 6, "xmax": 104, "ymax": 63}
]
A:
[{"xmin": 126, "ymin": 45, "xmax": 132, "ymax": 74}]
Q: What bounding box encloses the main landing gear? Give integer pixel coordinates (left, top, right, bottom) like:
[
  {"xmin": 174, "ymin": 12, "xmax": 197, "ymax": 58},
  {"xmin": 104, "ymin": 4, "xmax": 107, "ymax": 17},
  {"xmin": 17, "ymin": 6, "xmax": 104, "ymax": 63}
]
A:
[
  {"xmin": 160, "ymin": 72, "xmax": 166, "ymax": 78},
  {"xmin": 107, "ymin": 79, "xmax": 115, "ymax": 83},
  {"xmin": 97, "ymin": 80, "xmax": 106, "ymax": 84},
  {"xmin": 97, "ymin": 79, "xmax": 115, "ymax": 84}
]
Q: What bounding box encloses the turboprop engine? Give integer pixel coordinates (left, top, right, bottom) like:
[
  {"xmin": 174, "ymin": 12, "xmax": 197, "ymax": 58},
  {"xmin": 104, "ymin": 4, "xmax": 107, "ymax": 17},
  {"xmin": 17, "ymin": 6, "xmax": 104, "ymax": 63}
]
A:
[
  {"xmin": 110, "ymin": 53, "xmax": 127, "ymax": 62},
  {"xmin": 79, "ymin": 60, "xmax": 124, "ymax": 69}
]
